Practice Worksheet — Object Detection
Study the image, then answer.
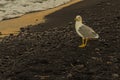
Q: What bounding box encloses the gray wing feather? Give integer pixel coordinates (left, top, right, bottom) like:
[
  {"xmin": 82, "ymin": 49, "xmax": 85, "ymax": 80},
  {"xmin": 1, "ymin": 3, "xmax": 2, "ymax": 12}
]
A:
[{"xmin": 78, "ymin": 24, "xmax": 98, "ymax": 38}]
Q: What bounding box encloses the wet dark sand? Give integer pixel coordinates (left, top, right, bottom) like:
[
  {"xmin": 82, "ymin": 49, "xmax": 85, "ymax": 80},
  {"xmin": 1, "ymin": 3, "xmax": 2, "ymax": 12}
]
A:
[{"xmin": 0, "ymin": 0, "xmax": 120, "ymax": 80}]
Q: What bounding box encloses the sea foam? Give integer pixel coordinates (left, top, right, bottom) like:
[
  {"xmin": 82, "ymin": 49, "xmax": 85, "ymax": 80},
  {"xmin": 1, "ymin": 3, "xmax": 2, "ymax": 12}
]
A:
[{"xmin": 0, "ymin": 0, "xmax": 71, "ymax": 21}]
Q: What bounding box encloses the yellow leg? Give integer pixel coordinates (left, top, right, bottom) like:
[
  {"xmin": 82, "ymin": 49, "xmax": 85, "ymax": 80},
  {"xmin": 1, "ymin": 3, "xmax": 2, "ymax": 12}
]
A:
[
  {"xmin": 79, "ymin": 38, "xmax": 85, "ymax": 48},
  {"xmin": 79, "ymin": 38, "xmax": 89, "ymax": 48},
  {"xmin": 84, "ymin": 38, "xmax": 88, "ymax": 46}
]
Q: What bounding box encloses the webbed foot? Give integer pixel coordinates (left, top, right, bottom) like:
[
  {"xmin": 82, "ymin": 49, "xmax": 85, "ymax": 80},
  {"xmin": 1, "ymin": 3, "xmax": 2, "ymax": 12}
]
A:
[{"xmin": 79, "ymin": 44, "xmax": 86, "ymax": 48}]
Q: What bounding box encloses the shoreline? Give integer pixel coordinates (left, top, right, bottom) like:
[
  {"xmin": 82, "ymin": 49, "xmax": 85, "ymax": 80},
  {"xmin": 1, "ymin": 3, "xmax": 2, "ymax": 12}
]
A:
[{"xmin": 0, "ymin": 0, "xmax": 81, "ymax": 37}]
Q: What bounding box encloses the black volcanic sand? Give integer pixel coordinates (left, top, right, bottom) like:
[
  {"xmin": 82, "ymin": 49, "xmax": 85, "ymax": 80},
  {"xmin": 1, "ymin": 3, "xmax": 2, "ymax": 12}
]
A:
[{"xmin": 0, "ymin": 0, "xmax": 120, "ymax": 80}]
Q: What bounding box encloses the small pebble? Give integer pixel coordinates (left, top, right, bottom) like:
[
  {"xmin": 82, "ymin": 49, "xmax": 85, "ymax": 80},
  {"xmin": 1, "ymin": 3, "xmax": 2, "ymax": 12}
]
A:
[
  {"xmin": 95, "ymin": 48, "xmax": 100, "ymax": 51},
  {"xmin": 0, "ymin": 32, "xmax": 2, "ymax": 35},
  {"xmin": 67, "ymin": 73, "xmax": 72, "ymax": 78},
  {"xmin": 106, "ymin": 2, "xmax": 111, "ymax": 5},
  {"xmin": 112, "ymin": 73, "xmax": 119, "ymax": 78},
  {"xmin": 106, "ymin": 61, "xmax": 112, "ymax": 64},
  {"xmin": 20, "ymin": 27, "xmax": 25, "ymax": 32}
]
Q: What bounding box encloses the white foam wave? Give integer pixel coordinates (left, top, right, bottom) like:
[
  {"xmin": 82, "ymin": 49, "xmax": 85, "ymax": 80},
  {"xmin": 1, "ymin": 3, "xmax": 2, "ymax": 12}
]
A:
[{"xmin": 0, "ymin": 0, "xmax": 71, "ymax": 21}]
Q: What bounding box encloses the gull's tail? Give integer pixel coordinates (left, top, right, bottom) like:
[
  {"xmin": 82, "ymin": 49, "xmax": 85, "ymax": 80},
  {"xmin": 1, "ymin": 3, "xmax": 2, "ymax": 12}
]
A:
[{"xmin": 95, "ymin": 33, "xmax": 99, "ymax": 39}]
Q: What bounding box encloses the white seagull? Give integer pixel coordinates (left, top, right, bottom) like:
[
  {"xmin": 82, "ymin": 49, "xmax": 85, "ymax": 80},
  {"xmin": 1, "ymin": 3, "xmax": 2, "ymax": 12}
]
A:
[{"xmin": 75, "ymin": 15, "xmax": 99, "ymax": 48}]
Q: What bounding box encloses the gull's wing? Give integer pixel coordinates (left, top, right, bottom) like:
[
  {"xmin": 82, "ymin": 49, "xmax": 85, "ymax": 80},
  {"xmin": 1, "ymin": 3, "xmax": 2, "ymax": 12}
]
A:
[{"xmin": 78, "ymin": 24, "xmax": 99, "ymax": 38}]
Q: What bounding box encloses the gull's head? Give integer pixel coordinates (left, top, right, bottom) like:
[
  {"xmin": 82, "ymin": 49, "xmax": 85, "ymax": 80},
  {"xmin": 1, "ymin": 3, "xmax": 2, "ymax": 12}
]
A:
[{"xmin": 75, "ymin": 15, "xmax": 82, "ymax": 22}]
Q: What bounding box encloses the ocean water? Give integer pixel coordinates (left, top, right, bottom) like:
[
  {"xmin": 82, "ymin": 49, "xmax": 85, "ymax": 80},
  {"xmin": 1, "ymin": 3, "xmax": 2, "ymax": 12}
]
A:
[{"xmin": 0, "ymin": 0, "xmax": 71, "ymax": 21}]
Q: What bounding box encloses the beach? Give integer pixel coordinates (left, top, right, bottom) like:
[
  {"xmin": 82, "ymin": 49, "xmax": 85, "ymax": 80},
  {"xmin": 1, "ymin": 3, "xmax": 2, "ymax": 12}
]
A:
[
  {"xmin": 0, "ymin": 0, "xmax": 81, "ymax": 36},
  {"xmin": 0, "ymin": 0, "xmax": 120, "ymax": 80}
]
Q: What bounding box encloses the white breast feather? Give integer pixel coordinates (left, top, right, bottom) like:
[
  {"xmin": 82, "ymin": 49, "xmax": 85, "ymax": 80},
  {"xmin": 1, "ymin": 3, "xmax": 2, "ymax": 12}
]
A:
[{"xmin": 75, "ymin": 21, "xmax": 84, "ymax": 37}]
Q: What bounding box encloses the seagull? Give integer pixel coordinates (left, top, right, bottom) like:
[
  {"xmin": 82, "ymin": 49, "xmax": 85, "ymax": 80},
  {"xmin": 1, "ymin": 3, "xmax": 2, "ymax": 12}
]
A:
[{"xmin": 75, "ymin": 15, "xmax": 99, "ymax": 48}]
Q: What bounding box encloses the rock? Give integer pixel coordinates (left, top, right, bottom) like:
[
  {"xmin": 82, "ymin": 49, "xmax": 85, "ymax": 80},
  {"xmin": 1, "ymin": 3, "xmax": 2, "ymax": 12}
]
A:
[
  {"xmin": 20, "ymin": 27, "xmax": 25, "ymax": 32},
  {"xmin": 112, "ymin": 73, "xmax": 119, "ymax": 78},
  {"xmin": 76, "ymin": 64, "xmax": 84, "ymax": 69},
  {"xmin": 9, "ymin": 34, "xmax": 14, "ymax": 36},
  {"xmin": 106, "ymin": 2, "xmax": 111, "ymax": 5},
  {"xmin": 36, "ymin": 19, "xmax": 38, "ymax": 21},
  {"xmin": 0, "ymin": 32, "xmax": 2, "ymax": 35},
  {"xmin": 68, "ymin": 22, "xmax": 73, "ymax": 25},
  {"xmin": 67, "ymin": 73, "xmax": 72, "ymax": 78},
  {"xmin": 106, "ymin": 61, "xmax": 112, "ymax": 64},
  {"xmin": 95, "ymin": 48, "xmax": 100, "ymax": 51}
]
